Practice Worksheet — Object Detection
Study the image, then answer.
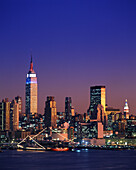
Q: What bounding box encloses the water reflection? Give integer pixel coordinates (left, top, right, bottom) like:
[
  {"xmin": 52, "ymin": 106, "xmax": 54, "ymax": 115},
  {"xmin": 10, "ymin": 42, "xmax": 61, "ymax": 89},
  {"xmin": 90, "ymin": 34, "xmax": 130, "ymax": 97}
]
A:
[{"xmin": 0, "ymin": 150, "xmax": 136, "ymax": 170}]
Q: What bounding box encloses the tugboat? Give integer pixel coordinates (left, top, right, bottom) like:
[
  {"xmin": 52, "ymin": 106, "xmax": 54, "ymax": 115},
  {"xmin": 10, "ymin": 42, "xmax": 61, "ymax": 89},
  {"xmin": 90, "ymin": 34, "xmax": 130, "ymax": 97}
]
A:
[{"xmin": 51, "ymin": 141, "xmax": 69, "ymax": 151}]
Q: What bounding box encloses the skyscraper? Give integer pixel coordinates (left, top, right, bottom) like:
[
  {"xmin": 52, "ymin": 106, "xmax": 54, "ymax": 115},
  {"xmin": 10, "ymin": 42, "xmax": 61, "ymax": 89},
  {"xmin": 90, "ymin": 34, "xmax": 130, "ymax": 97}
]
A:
[
  {"xmin": 25, "ymin": 56, "xmax": 38, "ymax": 115},
  {"xmin": 124, "ymin": 99, "xmax": 129, "ymax": 113},
  {"xmin": 88, "ymin": 86, "xmax": 106, "ymax": 119},
  {"xmin": 10, "ymin": 100, "xmax": 19, "ymax": 131},
  {"xmin": 124, "ymin": 99, "xmax": 129, "ymax": 119},
  {"xmin": 44, "ymin": 96, "xmax": 57, "ymax": 128},
  {"xmin": 0, "ymin": 98, "xmax": 19, "ymax": 131},
  {"xmin": 0, "ymin": 98, "xmax": 10, "ymax": 131},
  {"xmin": 15, "ymin": 96, "xmax": 22, "ymax": 116},
  {"xmin": 65, "ymin": 97, "xmax": 72, "ymax": 122}
]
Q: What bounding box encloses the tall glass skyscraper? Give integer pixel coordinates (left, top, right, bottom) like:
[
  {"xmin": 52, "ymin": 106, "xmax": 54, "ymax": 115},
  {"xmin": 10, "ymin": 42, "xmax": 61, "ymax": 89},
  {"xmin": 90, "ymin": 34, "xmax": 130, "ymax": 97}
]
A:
[
  {"xmin": 88, "ymin": 86, "xmax": 106, "ymax": 119},
  {"xmin": 65, "ymin": 97, "xmax": 72, "ymax": 122},
  {"xmin": 44, "ymin": 96, "xmax": 57, "ymax": 128},
  {"xmin": 25, "ymin": 56, "xmax": 38, "ymax": 114}
]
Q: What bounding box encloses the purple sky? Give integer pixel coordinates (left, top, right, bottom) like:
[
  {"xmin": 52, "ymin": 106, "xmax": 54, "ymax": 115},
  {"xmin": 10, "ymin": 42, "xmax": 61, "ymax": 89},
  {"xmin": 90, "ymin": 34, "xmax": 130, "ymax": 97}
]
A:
[{"xmin": 0, "ymin": 0, "xmax": 136, "ymax": 114}]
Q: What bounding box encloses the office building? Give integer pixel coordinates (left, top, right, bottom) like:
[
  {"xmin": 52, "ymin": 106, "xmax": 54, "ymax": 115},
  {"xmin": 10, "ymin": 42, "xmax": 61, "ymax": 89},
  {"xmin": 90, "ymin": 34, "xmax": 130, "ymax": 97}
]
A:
[
  {"xmin": 44, "ymin": 96, "xmax": 57, "ymax": 128},
  {"xmin": 126, "ymin": 119, "xmax": 136, "ymax": 137},
  {"xmin": 88, "ymin": 86, "xmax": 106, "ymax": 119},
  {"xmin": 96, "ymin": 104, "xmax": 108, "ymax": 129},
  {"xmin": 105, "ymin": 105, "xmax": 120, "ymax": 116},
  {"xmin": 0, "ymin": 98, "xmax": 10, "ymax": 131},
  {"xmin": 57, "ymin": 112, "xmax": 65, "ymax": 127},
  {"xmin": 15, "ymin": 96, "xmax": 22, "ymax": 116},
  {"xmin": 65, "ymin": 97, "xmax": 72, "ymax": 122},
  {"xmin": 25, "ymin": 56, "xmax": 38, "ymax": 115},
  {"xmin": 71, "ymin": 107, "xmax": 75, "ymax": 116},
  {"xmin": 20, "ymin": 112, "xmax": 44, "ymax": 131},
  {"xmin": 97, "ymin": 104, "xmax": 105, "ymax": 123},
  {"xmin": 10, "ymin": 100, "xmax": 19, "ymax": 131},
  {"xmin": 81, "ymin": 121, "xmax": 103, "ymax": 139}
]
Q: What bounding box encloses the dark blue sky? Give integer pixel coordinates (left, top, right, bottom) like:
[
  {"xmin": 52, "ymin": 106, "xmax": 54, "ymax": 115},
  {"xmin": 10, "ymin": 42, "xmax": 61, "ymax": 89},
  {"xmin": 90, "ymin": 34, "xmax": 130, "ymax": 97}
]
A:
[{"xmin": 0, "ymin": 0, "xmax": 136, "ymax": 114}]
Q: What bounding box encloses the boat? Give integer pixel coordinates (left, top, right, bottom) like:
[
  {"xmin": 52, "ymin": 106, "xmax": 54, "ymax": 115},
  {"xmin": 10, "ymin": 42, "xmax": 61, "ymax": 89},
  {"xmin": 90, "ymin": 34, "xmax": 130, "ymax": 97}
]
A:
[
  {"xmin": 17, "ymin": 135, "xmax": 46, "ymax": 151},
  {"xmin": 51, "ymin": 148, "xmax": 69, "ymax": 151},
  {"xmin": 17, "ymin": 145, "xmax": 46, "ymax": 151}
]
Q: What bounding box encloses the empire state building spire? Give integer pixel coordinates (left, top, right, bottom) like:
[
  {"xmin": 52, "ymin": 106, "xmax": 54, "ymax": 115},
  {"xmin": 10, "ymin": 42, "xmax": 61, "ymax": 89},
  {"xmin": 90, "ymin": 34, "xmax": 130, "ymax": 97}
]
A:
[
  {"xmin": 29, "ymin": 55, "xmax": 35, "ymax": 72},
  {"xmin": 30, "ymin": 55, "xmax": 33, "ymax": 71},
  {"xmin": 25, "ymin": 55, "xmax": 38, "ymax": 114},
  {"xmin": 28, "ymin": 55, "xmax": 35, "ymax": 74}
]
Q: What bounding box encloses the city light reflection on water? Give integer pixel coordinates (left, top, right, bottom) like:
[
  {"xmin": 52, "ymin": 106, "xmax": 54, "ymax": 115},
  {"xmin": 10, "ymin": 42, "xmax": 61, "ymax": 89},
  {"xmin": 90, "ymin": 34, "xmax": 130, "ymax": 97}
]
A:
[
  {"xmin": 76, "ymin": 150, "xmax": 80, "ymax": 152},
  {"xmin": 0, "ymin": 150, "xmax": 136, "ymax": 170}
]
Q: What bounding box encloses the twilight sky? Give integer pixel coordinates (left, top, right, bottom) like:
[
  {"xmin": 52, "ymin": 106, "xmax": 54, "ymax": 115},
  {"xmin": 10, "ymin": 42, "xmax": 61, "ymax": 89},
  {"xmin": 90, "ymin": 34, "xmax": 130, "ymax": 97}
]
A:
[{"xmin": 0, "ymin": 0, "xmax": 136, "ymax": 114}]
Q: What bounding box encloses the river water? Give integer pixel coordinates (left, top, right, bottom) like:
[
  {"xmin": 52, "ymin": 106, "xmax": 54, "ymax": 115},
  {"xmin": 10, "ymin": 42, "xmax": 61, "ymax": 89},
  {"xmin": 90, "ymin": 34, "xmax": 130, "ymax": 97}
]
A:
[{"xmin": 0, "ymin": 149, "xmax": 136, "ymax": 169}]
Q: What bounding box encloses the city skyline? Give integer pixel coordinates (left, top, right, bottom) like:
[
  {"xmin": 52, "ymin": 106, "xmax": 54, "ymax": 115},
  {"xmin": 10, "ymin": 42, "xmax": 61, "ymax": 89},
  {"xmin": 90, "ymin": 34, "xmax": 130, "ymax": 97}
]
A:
[
  {"xmin": 0, "ymin": 55, "xmax": 132, "ymax": 115},
  {"xmin": 0, "ymin": 2, "xmax": 136, "ymax": 169},
  {"xmin": 0, "ymin": 0, "xmax": 136, "ymax": 114}
]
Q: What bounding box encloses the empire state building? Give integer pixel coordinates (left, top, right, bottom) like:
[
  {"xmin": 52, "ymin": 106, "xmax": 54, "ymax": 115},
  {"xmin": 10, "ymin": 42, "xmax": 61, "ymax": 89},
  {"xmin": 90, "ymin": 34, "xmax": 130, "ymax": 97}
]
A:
[{"xmin": 25, "ymin": 56, "xmax": 38, "ymax": 114}]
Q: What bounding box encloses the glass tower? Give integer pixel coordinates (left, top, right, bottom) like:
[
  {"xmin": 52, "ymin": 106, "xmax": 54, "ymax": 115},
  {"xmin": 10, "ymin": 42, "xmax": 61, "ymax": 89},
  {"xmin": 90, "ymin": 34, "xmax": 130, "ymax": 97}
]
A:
[
  {"xmin": 44, "ymin": 96, "xmax": 57, "ymax": 128},
  {"xmin": 89, "ymin": 86, "xmax": 106, "ymax": 119},
  {"xmin": 25, "ymin": 56, "xmax": 38, "ymax": 114},
  {"xmin": 65, "ymin": 97, "xmax": 72, "ymax": 122}
]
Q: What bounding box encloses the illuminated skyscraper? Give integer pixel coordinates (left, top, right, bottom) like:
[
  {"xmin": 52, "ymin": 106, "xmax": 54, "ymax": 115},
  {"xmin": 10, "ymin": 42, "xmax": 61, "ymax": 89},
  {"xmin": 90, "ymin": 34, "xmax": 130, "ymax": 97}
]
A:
[
  {"xmin": 124, "ymin": 99, "xmax": 129, "ymax": 119},
  {"xmin": 0, "ymin": 98, "xmax": 19, "ymax": 131},
  {"xmin": 10, "ymin": 100, "xmax": 19, "ymax": 131},
  {"xmin": 25, "ymin": 56, "xmax": 38, "ymax": 115},
  {"xmin": 88, "ymin": 86, "xmax": 106, "ymax": 119},
  {"xmin": 124, "ymin": 99, "xmax": 129, "ymax": 113},
  {"xmin": 44, "ymin": 96, "xmax": 57, "ymax": 128},
  {"xmin": 0, "ymin": 98, "xmax": 10, "ymax": 131},
  {"xmin": 15, "ymin": 96, "xmax": 22, "ymax": 116},
  {"xmin": 65, "ymin": 97, "xmax": 72, "ymax": 122}
]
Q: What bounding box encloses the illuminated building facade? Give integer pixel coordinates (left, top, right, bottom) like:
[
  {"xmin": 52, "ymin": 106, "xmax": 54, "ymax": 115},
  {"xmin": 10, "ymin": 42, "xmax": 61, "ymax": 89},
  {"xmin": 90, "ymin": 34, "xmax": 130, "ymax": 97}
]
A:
[
  {"xmin": 80, "ymin": 122, "xmax": 103, "ymax": 139},
  {"xmin": 97, "ymin": 104, "xmax": 105, "ymax": 123},
  {"xmin": 88, "ymin": 86, "xmax": 106, "ymax": 119},
  {"xmin": 96, "ymin": 104, "xmax": 108, "ymax": 130},
  {"xmin": 10, "ymin": 100, "xmax": 19, "ymax": 131},
  {"xmin": 65, "ymin": 97, "xmax": 72, "ymax": 122},
  {"xmin": 15, "ymin": 96, "xmax": 22, "ymax": 116},
  {"xmin": 25, "ymin": 56, "xmax": 37, "ymax": 115},
  {"xmin": 44, "ymin": 96, "xmax": 57, "ymax": 128},
  {"xmin": 0, "ymin": 98, "xmax": 10, "ymax": 131},
  {"xmin": 20, "ymin": 112, "xmax": 44, "ymax": 131},
  {"xmin": 124, "ymin": 99, "xmax": 129, "ymax": 113},
  {"xmin": 68, "ymin": 126, "xmax": 74, "ymax": 140},
  {"xmin": 124, "ymin": 99, "xmax": 129, "ymax": 119},
  {"xmin": 0, "ymin": 98, "xmax": 19, "ymax": 131},
  {"xmin": 105, "ymin": 106, "xmax": 120, "ymax": 116},
  {"xmin": 71, "ymin": 107, "xmax": 75, "ymax": 116},
  {"xmin": 126, "ymin": 119, "xmax": 136, "ymax": 137},
  {"xmin": 57, "ymin": 112, "xmax": 65, "ymax": 127}
]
